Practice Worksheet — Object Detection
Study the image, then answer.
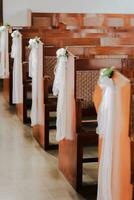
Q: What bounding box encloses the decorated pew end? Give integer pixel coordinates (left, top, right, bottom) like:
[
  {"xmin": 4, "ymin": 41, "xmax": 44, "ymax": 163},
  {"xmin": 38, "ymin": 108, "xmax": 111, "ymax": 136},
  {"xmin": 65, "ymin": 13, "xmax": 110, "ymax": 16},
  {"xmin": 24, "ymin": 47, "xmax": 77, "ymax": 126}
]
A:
[
  {"xmin": 17, "ymin": 44, "xmax": 58, "ymax": 148},
  {"xmin": 93, "ymin": 70, "xmax": 132, "ymax": 200},
  {"xmin": 57, "ymin": 47, "xmax": 133, "ymax": 195}
]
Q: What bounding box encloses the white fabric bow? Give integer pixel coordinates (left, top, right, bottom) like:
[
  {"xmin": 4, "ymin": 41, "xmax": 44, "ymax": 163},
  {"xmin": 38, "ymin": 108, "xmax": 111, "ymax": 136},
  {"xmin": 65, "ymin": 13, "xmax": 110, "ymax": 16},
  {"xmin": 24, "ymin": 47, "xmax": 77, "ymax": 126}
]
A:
[
  {"xmin": 11, "ymin": 30, "xmax": 23, "ymax": 103},
  {"xmin": 53, "ymin": 51, "xmax": 75, "ymax": 141},
  {"xmin": 0, "ymin": 27, "xmax": 9, "ymax": 78},
  {"xmin": 29, "ymin": 40, "xmax": 43, "ymax": 126},
  {"xmin": 97, "ymin": 76, "xmax": 122, "ymax": 200},
  {"xmin": 97, "ymin": 76, "xmax": 115, "ymax": 200}
]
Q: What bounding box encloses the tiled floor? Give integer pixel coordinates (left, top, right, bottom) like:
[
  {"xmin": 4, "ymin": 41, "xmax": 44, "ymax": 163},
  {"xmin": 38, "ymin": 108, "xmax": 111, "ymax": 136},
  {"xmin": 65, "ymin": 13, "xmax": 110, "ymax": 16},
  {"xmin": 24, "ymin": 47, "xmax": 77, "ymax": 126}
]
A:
[{"xmin": 0, "ymin": 92, "xmax": 97, "ymax": 200}]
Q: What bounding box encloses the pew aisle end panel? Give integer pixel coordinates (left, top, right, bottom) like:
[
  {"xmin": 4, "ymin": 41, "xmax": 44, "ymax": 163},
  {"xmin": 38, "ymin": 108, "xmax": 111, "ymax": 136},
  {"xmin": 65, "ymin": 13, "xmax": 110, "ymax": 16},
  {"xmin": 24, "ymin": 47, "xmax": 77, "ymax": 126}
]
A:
[
  {"xmin": 93, "ymin": 71, "xmax": 132, "ymax": 200},
  {"xmin": 130, "ymin": 80, "xmax": 134, "ymax": 198}
]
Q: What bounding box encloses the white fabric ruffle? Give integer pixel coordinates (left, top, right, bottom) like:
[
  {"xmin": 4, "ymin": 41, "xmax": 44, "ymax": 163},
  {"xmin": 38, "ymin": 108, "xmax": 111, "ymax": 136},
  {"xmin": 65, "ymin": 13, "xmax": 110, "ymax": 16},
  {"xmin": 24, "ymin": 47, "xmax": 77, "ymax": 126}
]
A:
[
  {"xmin": 29, "ymin": 41, "xmax": 43, "ymax": 126},
  {"xmin": 11, "ymin": 30, "xmax": 23, "ymax": 103},
  {"xmin": 0, "ymin": 28, "xmax": 9, "ymax": 78},
  {"xmin": 97, "ymin": 76, "xmax": 122, "ymax": 200},
  {"xmin": 53, "ymin": 54, "xmax": 75, "ymax": 141}
]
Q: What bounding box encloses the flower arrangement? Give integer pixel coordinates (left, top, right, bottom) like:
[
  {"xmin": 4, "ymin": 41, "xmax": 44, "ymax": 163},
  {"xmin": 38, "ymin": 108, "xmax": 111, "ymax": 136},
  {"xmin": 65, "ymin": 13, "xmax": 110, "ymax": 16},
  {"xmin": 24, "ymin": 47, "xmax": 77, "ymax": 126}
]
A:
[
  {"xmin": 0, "ymin": 26, "xmax": 6, "ymax": 32},
  {"xmin": 11, "ymin": 30, "xmax": 21, "ymax": 38},
  {"xmin": 5, "ymin": 23, "xmax": 11, "ymax": 28},
  {"xmin": 56, "ymin": 48, "xmax": 68, "ymax": 58},
  {"xmin": 28, "ymin": 37, "xmax": 41, "ymax": 49},
  {"xmin": 100, "ymin": 66, "xmax": 115, "ymax": 78},
  {"xmin": 0, "ymin": 24, "xmax": 11, "ymax": 33}
]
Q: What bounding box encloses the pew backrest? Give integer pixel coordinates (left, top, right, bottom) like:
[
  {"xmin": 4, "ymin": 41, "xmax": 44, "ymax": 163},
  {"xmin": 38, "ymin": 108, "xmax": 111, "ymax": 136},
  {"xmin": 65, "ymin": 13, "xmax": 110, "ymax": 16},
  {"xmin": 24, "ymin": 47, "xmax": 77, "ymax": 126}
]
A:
[{"xmin": 30, "ymin": 12, "xmax": 134, "ymax": 31}]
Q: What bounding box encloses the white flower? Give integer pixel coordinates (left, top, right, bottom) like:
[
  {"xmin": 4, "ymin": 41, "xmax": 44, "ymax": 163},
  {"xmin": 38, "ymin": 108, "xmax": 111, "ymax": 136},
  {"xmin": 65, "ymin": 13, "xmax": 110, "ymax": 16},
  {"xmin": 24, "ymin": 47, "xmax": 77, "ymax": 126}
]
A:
[
  {"xmin": 11, "ymin": 30, "xmax": 21, "ymax": 38},
  {"xmin": 100, "ymin": 66, "xmax": 115, "ymax": 78},
  {"xmin": 0, "ymin": 26, "xmax": 6, "ymax": 32},
  {"xmin": 56, "ymin": 48, "xmax": 67, "ymax": 58},
  {"xmin": 100, "ymin": 68, "xmax": 107, "ymax": 77},
  {"xmin": 28, "ymin": 37, "xmax": 41, "ymax": 49}
]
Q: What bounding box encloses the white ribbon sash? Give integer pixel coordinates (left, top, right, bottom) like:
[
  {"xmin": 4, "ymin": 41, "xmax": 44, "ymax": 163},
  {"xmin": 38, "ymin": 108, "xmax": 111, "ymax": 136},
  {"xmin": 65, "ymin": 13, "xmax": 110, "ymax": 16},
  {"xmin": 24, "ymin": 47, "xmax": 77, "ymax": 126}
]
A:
[
  {"xmin": 29, "ymin": 42, "xmax": 43, "ymax": 126},
  {"xmin": 11, "ymin": 31, "xmax": 23, "ymax": 103},
  {"xmin": 0, "ymin": 28, "xmax": 9, "ymax": 78},
  {"xmin": 53, "ymin": 54, "xmax": 75, "ymax": 141},
  {"xmin": 97, "ymin": 76, "xmax": 121, "ymax": 200}
]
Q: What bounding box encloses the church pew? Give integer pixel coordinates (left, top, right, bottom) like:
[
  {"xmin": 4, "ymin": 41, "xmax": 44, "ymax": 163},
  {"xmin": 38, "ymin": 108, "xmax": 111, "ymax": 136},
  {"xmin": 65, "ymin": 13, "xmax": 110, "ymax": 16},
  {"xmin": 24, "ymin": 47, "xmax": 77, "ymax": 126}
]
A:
[
  {"xmin": 124, "ymin": 63, "xmax": 134, "ymax": 192},
  {"xmin": 44, "ymin": 37, "xmax": 100, "ymax": 47},
  {"xmin": 30, "ymin": 12, "xmax": 60, "ymax": 28},
  {"xmin": 55, "ymin": 49, "xmax": 98, "ymax": 193},
  {"xmin": 93, "ymin": 71, "xmax": 133, "ymax": 200},
  {"xmin": 30, "ymin": 12, "xmax": 134, "ymax": 31},
  {"xmin": 101, "ymin": 37, "xmax": 134, "ymax": 46},
  {"xmin": 30, "ymin": 12, "xmax": 85, "ymax": 29},
  {"xmin": 58, "ymin": 46, "xmax": 134, "ymax": 192},
  {"xmin": 81, "ymin": 46, "xmax": 134, "ymax": 58}
]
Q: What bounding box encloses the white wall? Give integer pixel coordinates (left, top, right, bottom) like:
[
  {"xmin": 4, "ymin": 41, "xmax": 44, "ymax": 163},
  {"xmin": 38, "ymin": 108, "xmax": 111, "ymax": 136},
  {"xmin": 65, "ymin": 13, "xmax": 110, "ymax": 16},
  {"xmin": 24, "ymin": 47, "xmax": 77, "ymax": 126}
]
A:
[{"xmin": 3, "ymin": 0, "xmax": 134, "ymax": 26}]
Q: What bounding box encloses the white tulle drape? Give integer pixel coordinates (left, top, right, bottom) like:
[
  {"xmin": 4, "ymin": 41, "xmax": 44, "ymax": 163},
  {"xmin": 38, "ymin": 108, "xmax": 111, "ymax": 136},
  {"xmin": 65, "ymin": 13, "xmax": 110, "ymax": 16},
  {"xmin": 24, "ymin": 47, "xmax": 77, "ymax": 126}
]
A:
[
  {"xmin": 29, "ymin": 42, "xmax": 43, "ymax": 126},
  {"xmin": 53, "ymin": 54, "xmax": 75, "ymax": 141},
  {"xmin": 96, "ymin": 76, "xmax": 122, "ymax": 200},
  {"xmin": 11, "ymin": 31, "xmax": 23, "ymax": 103},
  {"xmin": 0, "ymin": 28, "xmax": 9, "ymax": 78}
]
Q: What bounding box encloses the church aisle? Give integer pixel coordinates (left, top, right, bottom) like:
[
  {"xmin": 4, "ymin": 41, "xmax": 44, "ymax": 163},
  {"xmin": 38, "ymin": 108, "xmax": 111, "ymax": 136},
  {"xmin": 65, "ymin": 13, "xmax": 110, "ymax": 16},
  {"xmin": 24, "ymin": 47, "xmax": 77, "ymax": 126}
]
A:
[{"xmin": 0, "ymin": 93, "xmax": 85, "ymax": 200}]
